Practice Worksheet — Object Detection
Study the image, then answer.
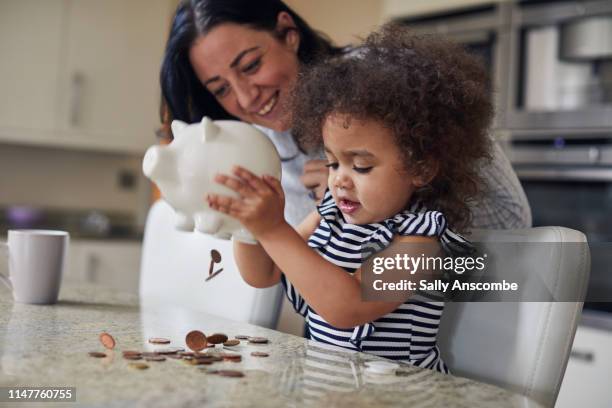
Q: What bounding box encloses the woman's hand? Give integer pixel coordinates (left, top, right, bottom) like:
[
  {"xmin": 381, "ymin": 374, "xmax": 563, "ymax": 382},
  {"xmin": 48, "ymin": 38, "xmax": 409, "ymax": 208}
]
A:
[
  {"xmin": 207, "ymin": 166, "xmax": 286, "ymax": 239},
  {"xmin": 300, "ymin": 159, "xmax": 329, "ymax": 202}
]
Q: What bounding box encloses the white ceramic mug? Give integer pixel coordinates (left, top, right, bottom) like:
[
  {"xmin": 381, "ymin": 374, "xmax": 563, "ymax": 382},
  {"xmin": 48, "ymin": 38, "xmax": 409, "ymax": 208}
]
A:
[{"xmin": 0, "ymin": 230, "xmax": 69, "ymax": 304}]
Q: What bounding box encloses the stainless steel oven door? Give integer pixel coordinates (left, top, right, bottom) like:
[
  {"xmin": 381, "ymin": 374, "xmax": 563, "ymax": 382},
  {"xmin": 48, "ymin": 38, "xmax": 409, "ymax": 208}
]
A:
[{"xmin": 517, "ymin": 167, "xmax": 612, "ymax": 312}]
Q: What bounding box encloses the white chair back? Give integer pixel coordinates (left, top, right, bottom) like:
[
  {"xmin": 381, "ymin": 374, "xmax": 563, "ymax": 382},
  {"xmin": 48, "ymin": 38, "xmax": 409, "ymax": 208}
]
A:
[
  {"xmin": 438, "ymin": 227, "xmax": 590, "ymax": 408},
  {"xmin": 139, "ymin": 200, "xmax": 283, "ymax": 328}
]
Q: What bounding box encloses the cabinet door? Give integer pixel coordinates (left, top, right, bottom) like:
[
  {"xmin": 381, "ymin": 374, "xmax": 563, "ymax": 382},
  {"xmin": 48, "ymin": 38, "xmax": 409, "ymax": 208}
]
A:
[
  {"xmin": 59, "ymin": 0, "xmax": 174, "ymax": 153},
  {"xmin": 0, "ymin": 0, "xmax": 64, "ymax": 134},
  {"xmin": 66, "ymin": 240, "xmax": 142, "ymax": 294}
]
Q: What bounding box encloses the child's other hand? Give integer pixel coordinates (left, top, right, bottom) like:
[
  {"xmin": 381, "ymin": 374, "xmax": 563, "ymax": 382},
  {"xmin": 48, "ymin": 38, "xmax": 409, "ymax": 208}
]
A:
[{"xmin": 208, "ymin": 166, "xmax": 286, "ymax": 238}]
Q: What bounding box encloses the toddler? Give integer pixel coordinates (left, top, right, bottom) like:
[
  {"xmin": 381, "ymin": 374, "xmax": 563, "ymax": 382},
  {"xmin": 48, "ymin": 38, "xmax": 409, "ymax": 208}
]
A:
[{"xmin": 207, "ymin": 24, "xmax": 493, "ymax": 373}]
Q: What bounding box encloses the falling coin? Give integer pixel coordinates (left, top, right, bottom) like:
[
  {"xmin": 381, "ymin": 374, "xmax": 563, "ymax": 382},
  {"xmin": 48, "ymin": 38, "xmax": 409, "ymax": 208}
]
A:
[
  {"xmin": 148, "ymin": 337, "xmax": 171, "ymax": 344},
  {"xmin": 235, "ymin": 335, "xmax": 250, "ymax": 340},
  {"xmin": 211, "ymin": 249, "xmax": 222, "ymax": 263},
  {"xmin": 247, "ymin": 337, "xmax": 269, "ymax": 344},
  {"xmin": 186, "ymin": 330, "xmax": 208, "ymax": 352},
  {"xmin": 223, "ymin": 339, "xmax": 240, "ymax": 347},
  {"xmin": 207, "ymin": 333, "xmax": 228, "ymax": 345},
  {"xmin": 128, "ymin": 362, "xmax": 149, "ymax": 370},
  {"xmin": 99, "ymin": 332, "xmax": 116, "ymax": 349},
  {"xmin": 250, "ymin": 351, "xmax": 269, "ymax": 357},
  {"xmin": 88, "ymin": 351, "xmax": 107, "ymax": 358}
]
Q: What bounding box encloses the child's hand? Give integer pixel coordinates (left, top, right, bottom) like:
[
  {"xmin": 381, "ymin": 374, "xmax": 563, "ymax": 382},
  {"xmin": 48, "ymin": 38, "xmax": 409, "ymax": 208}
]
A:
[{"xmin": 207, "ymin": 166, "xmax": 286, "ymax": 239}]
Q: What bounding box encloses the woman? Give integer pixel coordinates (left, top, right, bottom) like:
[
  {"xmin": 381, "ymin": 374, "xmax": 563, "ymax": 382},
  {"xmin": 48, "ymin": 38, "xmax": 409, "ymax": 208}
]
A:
[{"xmin": 159, "ymin": 0, "xmax": 531, "ymax": 229}]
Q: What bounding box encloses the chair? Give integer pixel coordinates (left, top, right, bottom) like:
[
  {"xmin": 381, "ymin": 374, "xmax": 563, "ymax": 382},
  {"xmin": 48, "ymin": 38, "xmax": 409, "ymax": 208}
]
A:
[
  {"xmin": 139, "ymin": 199, "xmax": 284, "ymax": 328},
  {"xmin": 437, "ymin": 227, "xmax": 590, "ymax": 408}
]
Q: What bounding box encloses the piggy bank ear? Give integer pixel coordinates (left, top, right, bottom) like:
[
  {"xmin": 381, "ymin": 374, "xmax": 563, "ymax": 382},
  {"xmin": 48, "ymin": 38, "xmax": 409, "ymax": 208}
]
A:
[
  {"xmin": 171, "ymin": 120, "xmax": 188, "ymax": 138},
  {"xmin": 201, "ymin": 116, "xmax": 220, "ymax": 142}
]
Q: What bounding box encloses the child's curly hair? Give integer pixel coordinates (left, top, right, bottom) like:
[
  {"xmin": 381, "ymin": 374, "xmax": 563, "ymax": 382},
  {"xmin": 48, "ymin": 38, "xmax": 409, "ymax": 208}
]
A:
[{"xmin": 291, "ymin": 24, "xmax": 493, "ymax": 232}]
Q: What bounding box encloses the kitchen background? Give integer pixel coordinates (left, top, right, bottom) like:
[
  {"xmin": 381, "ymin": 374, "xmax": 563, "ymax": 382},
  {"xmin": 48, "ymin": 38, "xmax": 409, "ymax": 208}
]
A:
[{"xmin": 0, "ymin": 0, "xmax": 610, "ymax": 406}]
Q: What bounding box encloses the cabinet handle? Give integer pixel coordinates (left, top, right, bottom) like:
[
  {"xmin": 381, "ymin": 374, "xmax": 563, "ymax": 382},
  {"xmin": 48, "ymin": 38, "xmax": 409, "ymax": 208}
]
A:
[
  {"xmin": 570, "ymin": 349, "xmax": 594, "ymax": 363},
  {"xmin": 70, "ymin": 72, "xmax": 84, "ymax": 126}
]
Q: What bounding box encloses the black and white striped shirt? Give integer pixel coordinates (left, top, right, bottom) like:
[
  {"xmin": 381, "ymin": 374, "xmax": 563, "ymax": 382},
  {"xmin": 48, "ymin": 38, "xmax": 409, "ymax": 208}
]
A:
[{"xmin": 281, "ymin": 190, "xmax": 472, "ymax": 374}]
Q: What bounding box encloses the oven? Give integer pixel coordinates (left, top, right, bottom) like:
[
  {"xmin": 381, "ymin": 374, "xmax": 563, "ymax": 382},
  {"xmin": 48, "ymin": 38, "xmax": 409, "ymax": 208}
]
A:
[{"xmin": 506, "ymin": 132, "xmax": 612, "ymax": 312}]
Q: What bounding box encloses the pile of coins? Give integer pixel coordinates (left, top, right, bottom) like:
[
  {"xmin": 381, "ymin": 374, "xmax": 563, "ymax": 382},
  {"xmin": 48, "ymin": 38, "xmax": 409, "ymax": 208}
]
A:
[{"xmin": 88, "ymin": 330, "xmax": 270, "ymax": 376}]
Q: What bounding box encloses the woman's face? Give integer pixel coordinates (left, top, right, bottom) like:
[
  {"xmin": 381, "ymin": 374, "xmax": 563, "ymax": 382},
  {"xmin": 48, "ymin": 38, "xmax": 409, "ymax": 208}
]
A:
[{"xmin": 189, "ymin": 15, "xmax": 300, "ymax": 131}]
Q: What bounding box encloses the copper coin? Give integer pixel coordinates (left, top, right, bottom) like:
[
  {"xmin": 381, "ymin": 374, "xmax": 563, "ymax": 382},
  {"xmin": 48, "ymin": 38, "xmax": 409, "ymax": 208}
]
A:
[
  {"xmin": 88, "ymin": 351, "xmax": 107, "ymax": 358},
  {"xmin": 223, "ymin": 339, "xmax": 240, "ymax": 347},
  {"xmin": 186, "ymin": 330, "xmax": 208, "ymax": 351},
  {"xmin": 142, "ymin": 352, "xmax": 160, "ymax": 357},
  {"xmin": 247, "ymin": 337, "xmax": 269, "ymax": 344},
  {"xmin": 210, "ymin": 249, "xmax": 222, "ymax": 263},
  {"xmin": 144, "ymin": 355, "xmax": 166, "ymax": 362},
  {"xmin": 189, "ymin": 358, "xmax": 213, "ymax": 365},
  {"xmin": 166, "ymin": 354, "xmax": 182, "ymax": 359},
  {"xmin": 251, "ymin": 351, "xmax": 269, "ymax": 357},
  {"xmin": 182, "ymin": 356, "xmax": 194, "ymax": 361},
  {"xmin": 128, "ymin": 362, "xmax": 149, "ymax": 370},
  {"xmin": 155, "ymin": 347, "xmax": 184, "ymax": 354},
  {"xmin": 99, "ymin": 332, "xmax": 116, "ymax": 349},
  {"xmin": 235, "ymin": 335, "xmax": 250, "ymax": 340},
  {"xmin": 217, "ymin": 370, "xmax": 245, "ymax": 378},
  {"xmin": 148, "ymin": 337, "xmax": 171, "ymax": 344},
  {"xmin": 207, "ymin": 333, "xmax": 228, "ymax": 345},
  {"xmin": 122, "ymin": 350, "xmax": 142, "ymax": 356},
  {"xmin": 123, "ymin": 354, "xmax": 143, "ymax": 360},
  {"xmin": 178, "ymin": 351, "xmax": 195, "ymax": 357}
]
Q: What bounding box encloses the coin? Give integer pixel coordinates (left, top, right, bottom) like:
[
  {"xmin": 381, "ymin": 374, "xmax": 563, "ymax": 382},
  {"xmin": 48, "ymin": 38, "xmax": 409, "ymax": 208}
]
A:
[
  {"xmin": 250, "ymin": 351, "xmax": 269, "ymax": 357},
  {"xmin": 128, "ymin": 362, "xmax": 149, "ymax": 370},
  {"xmin": 155, "ymin": 347, "xmax": 184, "ymax": 354},
  {"xmin": 88, "ymin": 351, "xmax": 107, "ymax": 358},
  {"xmin": 223, "ymin": 339, "xmax": 240, "ymax": 347},
  {"xmin": 217, "ymin": 370, "xmax": 245, "ymax": 378},
  {"xmin": 207, "ymin": 333, "xmax": 228, "ymax": 344},
  {"xmin": 235, "ymin": 335, "xmax": 250, "ymax": 340},
  {"xmin": 123, "ymin": 354, "xmax": 143, "ymax": 360},
  {"xmin": 122, "ymin": 350, "xmax": 142, "ymax": 356},
  {"xmin": 166, "ymin": 354, "xmax": 182, "ymax": 359},
  {"xmin": 178, "ymin": 351, "xmax": 195, "ymax": 357},
  {"xmin": 148, "ymin": 337, "xmax": 171, "ymax": 344},
  {"xmin": 186, "ymin": 330, "xmax": 208, "ymax": 351},
  {"xmin": 144, "ymin": 355, "xmax": 166, "ymax": 362},
  {"xmin": 99, "ymin": 332, "xmax": 116, "ymax": 349},
  {"xmin": 142, "ymin": 352, "xmax": 160, "ymax": 357},
  {"xmin": 247, "ymin": 337, "xmax": 268, "ymax": 344}
]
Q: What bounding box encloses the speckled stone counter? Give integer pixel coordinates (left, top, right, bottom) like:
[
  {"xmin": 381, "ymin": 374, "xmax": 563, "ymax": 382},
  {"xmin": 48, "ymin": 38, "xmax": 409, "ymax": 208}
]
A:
[{"xmin": 0, "ymin": 285, "xmax": 541, "ymax": 407}]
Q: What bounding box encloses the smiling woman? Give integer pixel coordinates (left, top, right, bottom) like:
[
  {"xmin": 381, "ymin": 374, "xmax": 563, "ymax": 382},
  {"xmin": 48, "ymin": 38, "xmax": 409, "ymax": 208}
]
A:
[{"xmin": 160, "ymin": 0, "xmax": 346, "ymax": 224}]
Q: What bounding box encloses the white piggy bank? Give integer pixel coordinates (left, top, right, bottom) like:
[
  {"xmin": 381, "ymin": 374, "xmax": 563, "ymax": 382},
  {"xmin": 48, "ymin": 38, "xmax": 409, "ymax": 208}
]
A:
[{"xmin": 142, "ymin": 117, "xmax": 281, "ymax": 244}]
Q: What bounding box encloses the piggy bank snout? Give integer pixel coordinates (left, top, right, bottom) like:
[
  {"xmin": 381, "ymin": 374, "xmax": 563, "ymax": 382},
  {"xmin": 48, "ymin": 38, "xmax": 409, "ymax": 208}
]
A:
[{"xmin": 143, "ymin": 145, "xmax": 175, "ymax": 182}]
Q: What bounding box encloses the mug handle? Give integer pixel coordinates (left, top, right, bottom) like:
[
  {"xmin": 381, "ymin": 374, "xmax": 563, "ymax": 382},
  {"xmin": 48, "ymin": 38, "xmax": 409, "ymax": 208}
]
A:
[{"xmin": 0, "ymin": 242, "xmax": 12, "ymax": 290}]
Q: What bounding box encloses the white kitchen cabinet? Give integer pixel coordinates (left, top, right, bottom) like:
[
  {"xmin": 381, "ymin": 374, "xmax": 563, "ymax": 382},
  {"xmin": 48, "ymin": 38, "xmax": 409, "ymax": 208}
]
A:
[
  {"xmin": 0, "ymin": 0, "xmax": 64, "ymax": 135},
  {"xmin": 0, "ymin": 0, "xmax": 176, "ymax": 154},
  {"xmin": 556, "ymin": 324, "xmax": 612, "ymax": 408},
  {"xmin": 64, "ymin": 240, "xmax": 142, "ymax": 294}
]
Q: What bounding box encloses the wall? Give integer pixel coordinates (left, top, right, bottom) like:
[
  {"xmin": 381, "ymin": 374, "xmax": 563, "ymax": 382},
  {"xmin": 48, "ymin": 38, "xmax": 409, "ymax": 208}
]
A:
[
  {"xmin": 285, "ymin": 0, "xmax": 385, "ymax": 46},
  {"xmin": 0, "ymin": 143, "xmax": 150, "ymax": 225}
]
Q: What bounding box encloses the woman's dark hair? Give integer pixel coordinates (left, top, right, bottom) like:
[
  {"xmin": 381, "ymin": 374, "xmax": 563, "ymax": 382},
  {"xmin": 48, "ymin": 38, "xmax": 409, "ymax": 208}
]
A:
[
  {"xmin": 292, "ymin": 24, "xmax": 494, "ymax": 232},
  {"xmin": 160, "ymin": 0, "xmax": 343, "ymax": 125}
]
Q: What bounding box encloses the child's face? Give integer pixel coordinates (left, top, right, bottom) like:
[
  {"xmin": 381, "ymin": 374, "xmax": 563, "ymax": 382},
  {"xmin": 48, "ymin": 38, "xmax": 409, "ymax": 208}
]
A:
[{"xmin": 322, "ymin": 115, "xmax": 422, "ymax": 225}]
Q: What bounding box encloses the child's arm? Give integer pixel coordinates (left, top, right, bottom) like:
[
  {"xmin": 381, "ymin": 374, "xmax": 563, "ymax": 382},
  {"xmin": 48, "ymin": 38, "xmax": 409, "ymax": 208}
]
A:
[
  {"xmin": 208, "ymin": 166, "xmax": 432, "ymax": 329},
  {"xmin": 232, "ymin": 210, "xmax": 321, "ymax": 288},
  {"xmin": 256, "ymin": 224, "xmax": 438, "ymax": 328}
]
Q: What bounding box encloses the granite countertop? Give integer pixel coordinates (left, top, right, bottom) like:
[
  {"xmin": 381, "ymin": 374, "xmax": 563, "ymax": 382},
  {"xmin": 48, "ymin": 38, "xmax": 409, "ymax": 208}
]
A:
[{"xmin": 0, "ymin": 285, "xmax": 541, "ymax": 408}]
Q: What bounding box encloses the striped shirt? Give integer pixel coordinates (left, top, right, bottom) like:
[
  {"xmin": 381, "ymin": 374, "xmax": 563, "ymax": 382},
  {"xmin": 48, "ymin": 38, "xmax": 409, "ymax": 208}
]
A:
[{"xmin": 280, "ymin": 190, "xmax": 473, "ymax": 374}]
